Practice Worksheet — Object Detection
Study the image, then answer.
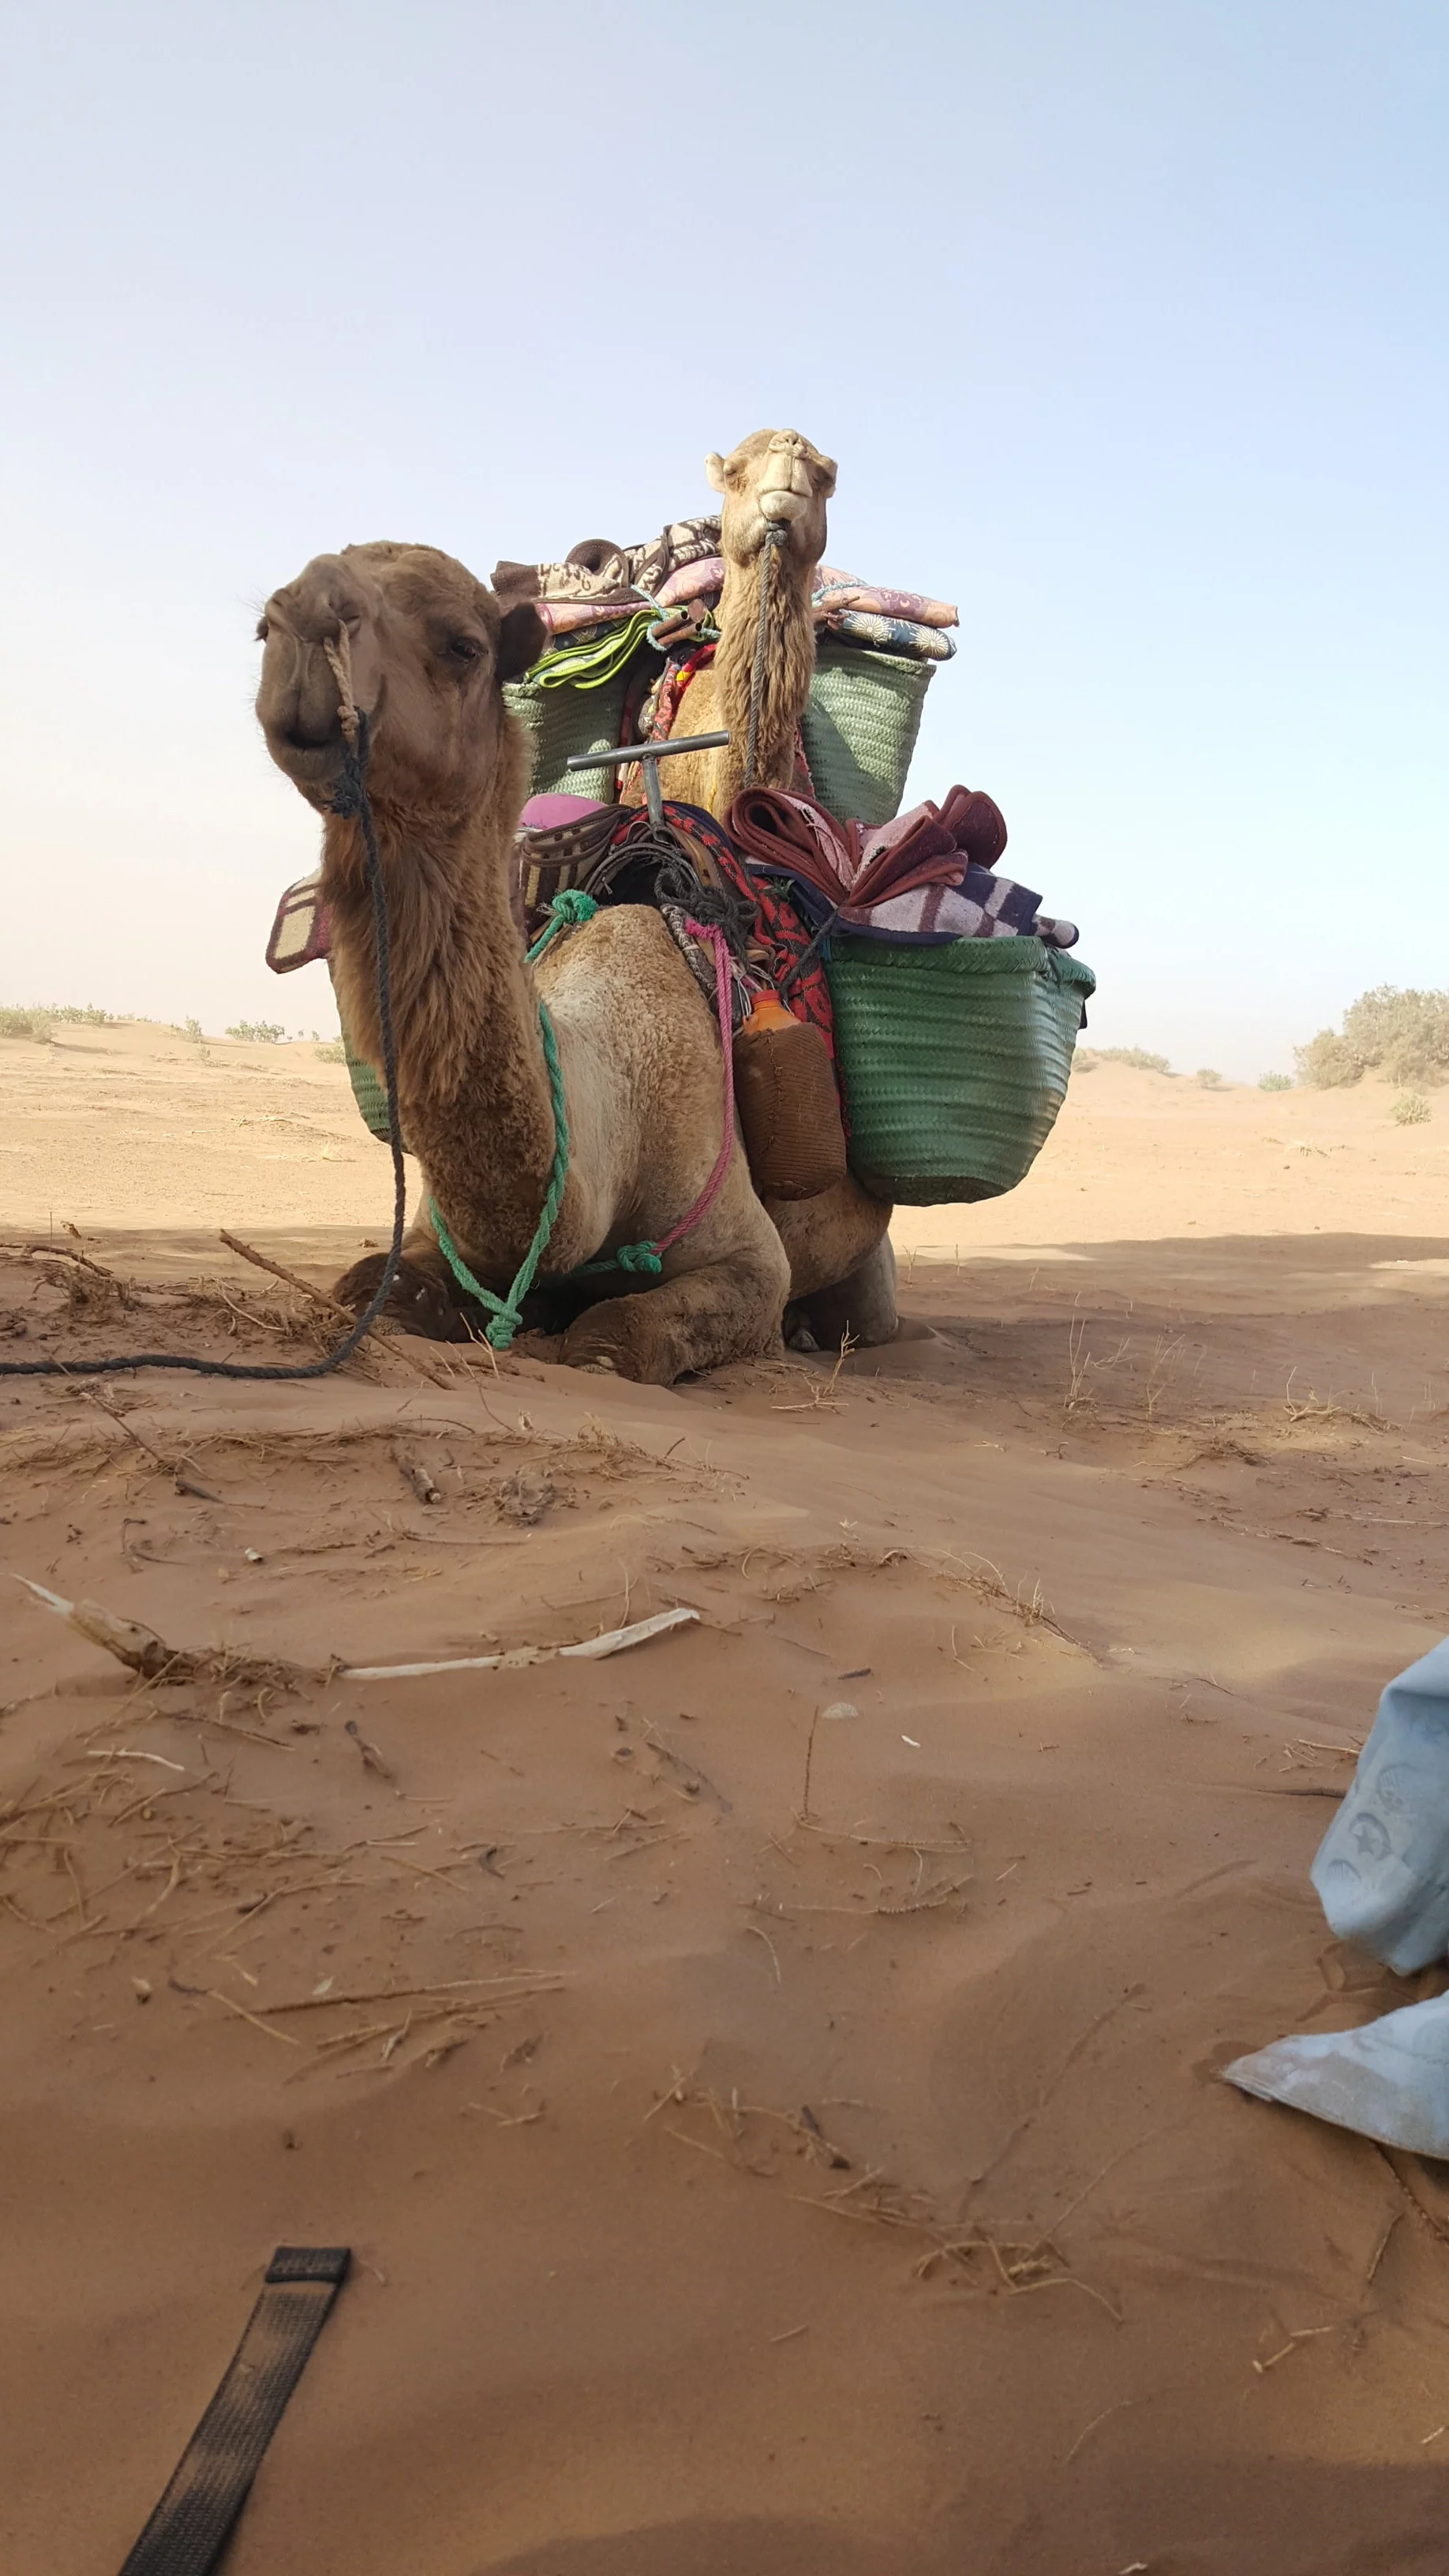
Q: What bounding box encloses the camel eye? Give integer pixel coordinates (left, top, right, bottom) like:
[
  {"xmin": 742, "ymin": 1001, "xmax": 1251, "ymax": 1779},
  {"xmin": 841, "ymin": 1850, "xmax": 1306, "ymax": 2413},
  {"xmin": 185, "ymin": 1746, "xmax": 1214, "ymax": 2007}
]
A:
[{"xmin": 447, "ymin": 635, "xmax": 484, "ymax": 665}]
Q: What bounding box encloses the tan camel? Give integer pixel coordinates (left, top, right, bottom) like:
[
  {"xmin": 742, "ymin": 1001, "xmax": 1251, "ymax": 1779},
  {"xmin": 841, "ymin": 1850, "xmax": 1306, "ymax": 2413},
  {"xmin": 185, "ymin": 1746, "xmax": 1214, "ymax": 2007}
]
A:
[
  {"xmin": 646, "ymin": 428, "xmax": 833, "ymax": 820},
  {"xmin": 255, "ymin": 541, "xmax": 895, "ymax": 1383}
]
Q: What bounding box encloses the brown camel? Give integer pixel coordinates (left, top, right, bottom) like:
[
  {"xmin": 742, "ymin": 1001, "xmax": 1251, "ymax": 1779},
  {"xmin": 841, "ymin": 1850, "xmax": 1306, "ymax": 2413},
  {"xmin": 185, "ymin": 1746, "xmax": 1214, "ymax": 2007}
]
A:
[
  {"xmin": 646, "ymin": 428, "xmax": 833, "ymax": 820},
  {"xmin": 254, "ymin": 541, "xmax": 896, "ymax": 1383}
]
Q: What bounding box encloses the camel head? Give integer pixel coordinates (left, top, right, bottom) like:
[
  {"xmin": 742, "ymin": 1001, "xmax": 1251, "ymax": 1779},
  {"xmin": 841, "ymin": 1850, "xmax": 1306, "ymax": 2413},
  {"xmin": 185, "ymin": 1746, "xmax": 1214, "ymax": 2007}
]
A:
[
  {"xmin": 704, "ymin": 429, "xmax": 836, "ymax": 574},
  {"xmin": 255, "ymin": 541, "xmax": 545, "ymax": 817}
]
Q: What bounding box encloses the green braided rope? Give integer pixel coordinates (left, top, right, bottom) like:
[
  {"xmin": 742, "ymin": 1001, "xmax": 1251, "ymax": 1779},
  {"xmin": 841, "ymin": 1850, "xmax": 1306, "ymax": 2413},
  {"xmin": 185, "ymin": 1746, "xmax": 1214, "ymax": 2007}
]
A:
[
  {"xmin": 430, "ymin": 998, "xmax": 571, "ymax": 1351},
  {"xmin": 572, "ymin": 1241, "xmax": 662, "ymax": 1277},
  {"xmin": 526, "ymin": 885, "xmax": 599, "ymax": 963},
  {"xmin": 430, "ymin": 892, "xmax": 661, "ymax": 1346}
]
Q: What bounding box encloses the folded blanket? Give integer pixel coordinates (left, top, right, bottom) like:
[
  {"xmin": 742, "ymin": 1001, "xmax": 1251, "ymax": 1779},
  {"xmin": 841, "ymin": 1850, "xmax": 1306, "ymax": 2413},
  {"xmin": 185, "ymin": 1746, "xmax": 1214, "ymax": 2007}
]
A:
[
  {"xmin": 818, "ymin": 611, "xmax": 957, "ymax": 662},
  {"xmin": 499, "ymin": 529, "xmax": 961, "ymax": 666},
  {"xmin": 867, "ymin": 866, "xmax": 1040, "ymax": 941},
  {"xmin": 814, "ymin": 569, "xmax": 958, "ymax": 627},
  {"xmin": 494, "ymin": 518, "xmax": 722, "ymax": 616},
  {"xmin": 725, "ymin": 786, "xmax": 1043, "ymax": 944},
  {"xmin": 534, "ymin": 560, "xmax": 723, "ymax": 639},
  {"xmin": 536, "ymin": 569, "xmax": 960, "ymax": 665}
]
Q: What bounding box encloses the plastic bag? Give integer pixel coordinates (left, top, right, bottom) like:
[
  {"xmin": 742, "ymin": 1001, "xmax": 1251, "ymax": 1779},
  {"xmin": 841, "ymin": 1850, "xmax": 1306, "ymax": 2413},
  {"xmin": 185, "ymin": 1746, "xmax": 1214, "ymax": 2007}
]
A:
[{"xmin": 1224, "ymin": 1638, "xmax": 1449, "ymax": 2152}]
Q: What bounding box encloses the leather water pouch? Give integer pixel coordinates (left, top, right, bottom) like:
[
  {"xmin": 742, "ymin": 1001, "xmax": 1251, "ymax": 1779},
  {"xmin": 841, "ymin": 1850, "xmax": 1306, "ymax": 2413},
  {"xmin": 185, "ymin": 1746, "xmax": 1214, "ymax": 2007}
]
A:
[{"xmin": 732, "ymin": 994, "xmax": 848, "ymax": 1203}]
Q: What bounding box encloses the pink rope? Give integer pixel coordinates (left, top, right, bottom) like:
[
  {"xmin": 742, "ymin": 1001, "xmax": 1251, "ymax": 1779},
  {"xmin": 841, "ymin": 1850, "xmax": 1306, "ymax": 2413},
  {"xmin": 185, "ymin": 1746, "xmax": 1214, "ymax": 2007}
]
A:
[{"xmin": 653, "ymin": 923, "xmax": 738, "ymax": 1256}]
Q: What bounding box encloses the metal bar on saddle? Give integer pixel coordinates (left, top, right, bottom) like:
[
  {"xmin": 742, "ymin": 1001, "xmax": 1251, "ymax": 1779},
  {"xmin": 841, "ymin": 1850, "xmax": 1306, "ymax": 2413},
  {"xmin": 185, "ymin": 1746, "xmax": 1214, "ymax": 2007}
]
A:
[{"xmin": 566, "ymin": 729, "xmax": 729, "ymax": 826}]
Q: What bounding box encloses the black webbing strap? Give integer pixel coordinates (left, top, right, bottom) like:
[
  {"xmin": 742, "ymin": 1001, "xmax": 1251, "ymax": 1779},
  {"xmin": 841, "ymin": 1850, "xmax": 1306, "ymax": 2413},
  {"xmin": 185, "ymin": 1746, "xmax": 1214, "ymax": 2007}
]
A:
[{"xmin": 118, "ymin": 2246, "xmax": 351, "ymax": 2576}]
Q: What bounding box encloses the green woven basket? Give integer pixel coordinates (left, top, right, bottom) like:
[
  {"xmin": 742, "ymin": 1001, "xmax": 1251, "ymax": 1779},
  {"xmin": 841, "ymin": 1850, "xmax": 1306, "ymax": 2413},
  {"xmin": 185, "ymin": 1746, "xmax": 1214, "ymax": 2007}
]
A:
[
  {"xmin": 507, "ymin": 634, "xmax": 931, "ymax": 822},
  {"xmin": 825, "ymin": 936, "xmax": 1095, "ymax": 1204},
  {"xmin": 343, "ymin": 1028, "xmax": 393, "ymax": 1143},
  {"xmin": 504, "ymin": 667, "xmax": 635, "ymax": 803},
  {"xmin": 802, "ymin": 642, "xmax": 935, "ymax": 826}
]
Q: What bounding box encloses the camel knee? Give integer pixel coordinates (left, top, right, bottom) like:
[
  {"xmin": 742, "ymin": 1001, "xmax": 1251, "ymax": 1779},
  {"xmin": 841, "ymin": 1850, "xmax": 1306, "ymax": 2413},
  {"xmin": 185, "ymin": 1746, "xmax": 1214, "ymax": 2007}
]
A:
[{"xmin": 332, "ymin": 1249, "xmax": 475, "ymax": 1343}]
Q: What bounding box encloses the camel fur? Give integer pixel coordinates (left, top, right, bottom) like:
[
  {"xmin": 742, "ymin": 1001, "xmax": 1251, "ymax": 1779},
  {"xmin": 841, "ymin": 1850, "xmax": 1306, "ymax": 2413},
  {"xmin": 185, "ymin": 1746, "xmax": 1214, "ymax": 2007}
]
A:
[
  {"xmin": 255, "ymin": 541, "xmax": 893, "ymax": 1384},
  {"xmin": 646, "ymin": 429, "xmax": 833, "ymax": 821}
]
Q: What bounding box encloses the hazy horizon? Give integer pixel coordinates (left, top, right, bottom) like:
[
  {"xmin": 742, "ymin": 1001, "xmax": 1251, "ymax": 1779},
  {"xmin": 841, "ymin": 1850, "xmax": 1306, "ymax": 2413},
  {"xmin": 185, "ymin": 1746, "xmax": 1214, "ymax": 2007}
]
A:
[{"xmin": 2, "ymin": 1, "xmax": 1443, "ymax": 1083}]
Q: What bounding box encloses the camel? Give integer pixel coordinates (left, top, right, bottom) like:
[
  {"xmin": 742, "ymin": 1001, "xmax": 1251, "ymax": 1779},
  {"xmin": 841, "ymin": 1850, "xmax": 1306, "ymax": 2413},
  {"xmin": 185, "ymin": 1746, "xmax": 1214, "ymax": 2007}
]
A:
[
  {"xmin": 254, "ymin": 540, "xmax": 896, "ymax": 1383},
  {"xmin": 643, "ymin": 428, "xmax": 834, "ymax": 820}
]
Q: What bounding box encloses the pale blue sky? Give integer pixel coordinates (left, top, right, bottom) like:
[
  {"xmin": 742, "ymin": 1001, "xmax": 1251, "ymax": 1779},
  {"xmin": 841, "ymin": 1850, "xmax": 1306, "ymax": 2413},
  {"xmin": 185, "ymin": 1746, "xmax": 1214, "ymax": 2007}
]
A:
[{"xmin": 2, "ymin": 0, "xmax": 1443, "ymax": 1075}]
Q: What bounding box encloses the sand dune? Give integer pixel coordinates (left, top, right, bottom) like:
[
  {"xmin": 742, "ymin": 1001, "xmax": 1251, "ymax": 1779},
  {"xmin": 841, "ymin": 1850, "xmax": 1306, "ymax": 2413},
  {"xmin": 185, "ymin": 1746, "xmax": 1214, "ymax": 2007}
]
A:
[{"xmin": 2, "ymin": 1024, "xmax": 1448, "ymax": 2573}]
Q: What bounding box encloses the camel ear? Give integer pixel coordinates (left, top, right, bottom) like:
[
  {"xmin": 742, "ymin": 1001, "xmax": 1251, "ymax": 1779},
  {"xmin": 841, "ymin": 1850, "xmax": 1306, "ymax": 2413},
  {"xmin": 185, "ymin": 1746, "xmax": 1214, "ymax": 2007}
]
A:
[
  {"xmin": 496, "ymin": 602, "xmax": 546, "ymax": 682},
  {"xmin": 704, "ymin": 451, "xmax": 727, "ymax": 494}
]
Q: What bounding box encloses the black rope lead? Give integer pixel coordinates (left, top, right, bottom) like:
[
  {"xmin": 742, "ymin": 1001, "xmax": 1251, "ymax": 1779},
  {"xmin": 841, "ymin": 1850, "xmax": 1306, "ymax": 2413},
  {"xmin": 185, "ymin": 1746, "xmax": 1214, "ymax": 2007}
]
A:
[{"xmin": 0, "ymin": 714, "xmax": 408, "ymax": 1383}]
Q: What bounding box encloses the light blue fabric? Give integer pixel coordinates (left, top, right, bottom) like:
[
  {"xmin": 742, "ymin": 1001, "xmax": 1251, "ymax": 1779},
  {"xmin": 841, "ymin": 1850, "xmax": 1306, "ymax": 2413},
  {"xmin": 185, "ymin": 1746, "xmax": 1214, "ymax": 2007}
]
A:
[
  {"xmin": 1226, "ymin": 1991, "xmax": 1449, "ymax": 2158},
  {"xmin": 1310, "ymin": 1638, "xmax": 1449, "ymax": 1972},
  {"xmin": 1224, "ymin": 1637, "xmax": 1449, "ymax": 2151}
]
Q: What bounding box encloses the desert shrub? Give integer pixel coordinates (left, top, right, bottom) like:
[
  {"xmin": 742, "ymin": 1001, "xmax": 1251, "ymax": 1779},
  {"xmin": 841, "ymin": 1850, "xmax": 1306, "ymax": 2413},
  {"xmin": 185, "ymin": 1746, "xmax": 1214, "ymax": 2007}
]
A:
[
  {"xmin": 0, "ymin": 1006, "xmax": 55, "ymax": 1042},
  {"xmin": 1259, "ymin": 1072, "xmax": 1293, "ymax": 1091},
  {"xmin": 182, "ymin": 1017, "xmax": 205, "ymax": 1042},
  {"xmin": 315, "ymin": 1038, "xmax": 348, "ymax": 1063},
  {"xmin": 1194, "ymin": 1068, "xmax": 1224, "ymax": 1088},
  {"xmin": 1091, "ymin": 1046, "xmax": 1174, "ymax": 1075},
  {"xmin": 226, "ymin": 1020, "xmax": 286, "ymax": 1043},
  {"xmin": 1294, "ymin": 1029, "xmax": 1363, "ymax": 1088},
  {"xmin": 1294, "ymin": 987, "xmax": 1449, "ymax": 1092},
  {"xmin": 47, "ymin": 1003, "xmax": 114, "ymax": 1024},
  {"xmin": 1392, "ymin": 1091, "xmax": 1431, "ymax": 1126},
  {"xmin": 1341, "ymin": 986, "xmax": 1449, "ymax": 1088}
]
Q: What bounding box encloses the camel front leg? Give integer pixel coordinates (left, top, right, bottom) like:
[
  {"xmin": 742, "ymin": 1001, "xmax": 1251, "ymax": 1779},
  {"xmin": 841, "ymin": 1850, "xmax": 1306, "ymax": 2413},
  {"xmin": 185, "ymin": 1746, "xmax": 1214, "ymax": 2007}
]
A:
[
  {"xmin": 787, "ymin": 1236, "xmax": 898, "ymax": 1351},
  {"xmin": 332, "ymin": 1222, "xmax": 477, "ymax": 1342},
  {"xmin": 561, "ymin": 1239, "xmax": 788, "ymax": 1384}
]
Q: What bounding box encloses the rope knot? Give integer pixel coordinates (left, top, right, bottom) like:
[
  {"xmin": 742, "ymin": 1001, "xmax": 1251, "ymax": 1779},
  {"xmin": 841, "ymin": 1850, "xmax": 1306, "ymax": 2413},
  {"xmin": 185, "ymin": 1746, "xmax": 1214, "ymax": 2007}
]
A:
[
  {"xmin": 549, "ymin": 889, "xmax": 600, "ymax": 927},
  {"xmin": 613, "ymin": 1244, "xmax": 664, "ymax": 1275},
  {"xmin": 525, "ymin": 886, "xmax": 601, "ymax": 966},
  {"xmin": 321, "ymin": 712, "xmax": 372, "ymax": 818}
]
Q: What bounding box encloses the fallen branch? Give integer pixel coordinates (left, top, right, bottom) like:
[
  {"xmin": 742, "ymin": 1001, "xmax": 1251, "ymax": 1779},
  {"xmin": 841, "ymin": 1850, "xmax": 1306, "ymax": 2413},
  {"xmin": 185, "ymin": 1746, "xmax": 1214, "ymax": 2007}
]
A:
[
  {"xmin": 256, "ymin": 1973, "xmax": 564, "ymax": 2016},
  {"xmin": 219, "ymin": 1231, "xmax": 449, "ymax": 1383},
  {"xmin": 344, "ymin": 1717, "xmax": 397, "ymax": 1784},
  {"xmin": 79, "ymin": 1388, "xmax": 220, "ymax": 1499},
  {"xmin": 14, "ymin": 1575, "xmax": 318, "ymax": 1690},
  {"xmin": 395, "ymin": 1451, "xmax": 443, "ymax": 1507},
  {"xmin": 17, "ymin": 1578, "xmax": 698, "ymax": 1694},
  {"xmin": 21, "ymin": 1238, "xmax": 117, "ymax": 1282},
  {"xmin": 343, "ymin": 1604, "xmax": 700, "ymax": 1680},
  {"xmin": 219, "ymin": 1230, "xmax": 354, "ymax": 1319}
]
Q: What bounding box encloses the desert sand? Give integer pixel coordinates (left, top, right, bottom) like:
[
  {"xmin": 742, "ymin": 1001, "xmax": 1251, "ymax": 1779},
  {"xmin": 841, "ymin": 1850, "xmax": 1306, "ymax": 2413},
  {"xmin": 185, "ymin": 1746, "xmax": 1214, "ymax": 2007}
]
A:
[{"xmin": 3, "ymin": 1019, "xmax": 1449, "ymax": 2574}]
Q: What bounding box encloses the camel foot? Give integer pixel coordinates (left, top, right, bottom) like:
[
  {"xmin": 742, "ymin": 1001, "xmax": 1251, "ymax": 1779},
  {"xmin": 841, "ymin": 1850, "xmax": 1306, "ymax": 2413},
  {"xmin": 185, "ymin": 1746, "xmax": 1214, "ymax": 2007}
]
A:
[
  {"xmin": 560, "ymin": 1258, "xmax": 785, "ymax": 1386},
  {"xmin": 332, "ymin": 1252, "xmax": 475, "ymax": 1344},
  {"xmin": 786, "ymin": 1238, "xmax": 897, "ymax": 1353},
  {"xmin": 560, "ymin": 1308, "xmax": 661, "ymax": 1383}
]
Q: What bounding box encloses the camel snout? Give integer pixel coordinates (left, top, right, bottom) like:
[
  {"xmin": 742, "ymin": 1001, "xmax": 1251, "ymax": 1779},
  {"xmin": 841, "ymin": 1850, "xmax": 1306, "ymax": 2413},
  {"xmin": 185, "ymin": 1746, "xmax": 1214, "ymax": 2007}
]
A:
[
  {"xmin": 256, "ymin": 556, "xmax": 386, "ymax": 796},
  {"xmin": 757, "ymin": 486, "xmax": 811, "ymax": 525},
  {"xmin": 758, "ymin": 437, "xmax": 820, "ymax": 519},
  {"xmin": 256, "ymin": 632, "xmax": 347, "ymax": 763},
  {"xmin": 255, "ymin": 635, "xmax": 369, "ymax": 811}
]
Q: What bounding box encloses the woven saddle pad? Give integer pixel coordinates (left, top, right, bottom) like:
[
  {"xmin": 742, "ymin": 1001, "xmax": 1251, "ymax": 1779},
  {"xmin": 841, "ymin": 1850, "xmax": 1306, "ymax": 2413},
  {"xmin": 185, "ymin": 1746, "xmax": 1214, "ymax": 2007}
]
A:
[{"xmin": 264, "ymin": 803, "xmax": 708, "ymax": 973}]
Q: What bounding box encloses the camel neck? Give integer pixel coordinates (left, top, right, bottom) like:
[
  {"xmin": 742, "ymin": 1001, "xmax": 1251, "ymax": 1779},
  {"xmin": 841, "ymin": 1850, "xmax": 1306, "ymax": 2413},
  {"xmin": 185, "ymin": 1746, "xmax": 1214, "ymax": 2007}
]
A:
[
  {"xmin": 712, "ymin": 545, "xmax": 817, "ymax": 808},
  {"xmin": 320, "ymin": 744, "xmax": 559, "ymax": 1242}
]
